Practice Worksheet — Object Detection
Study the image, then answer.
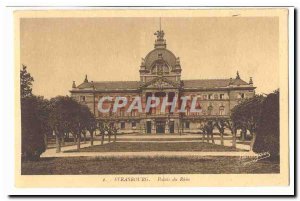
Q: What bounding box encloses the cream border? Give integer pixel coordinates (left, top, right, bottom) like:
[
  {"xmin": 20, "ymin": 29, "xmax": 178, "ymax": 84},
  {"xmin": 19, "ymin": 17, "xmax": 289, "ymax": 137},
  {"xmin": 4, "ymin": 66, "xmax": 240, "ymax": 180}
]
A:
[{"xmin": 14, "ymin": 8, "xmax": 289, "ymax": 188}]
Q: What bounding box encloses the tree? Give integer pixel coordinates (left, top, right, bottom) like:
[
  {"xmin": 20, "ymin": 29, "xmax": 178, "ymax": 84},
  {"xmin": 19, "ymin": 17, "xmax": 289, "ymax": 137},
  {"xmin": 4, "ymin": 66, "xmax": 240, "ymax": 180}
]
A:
[
  {"xmin": 34, "ymin": 96, "xmax": 52, "ymax": 148},
  {"xmin": 199, "ymin": 121, "xmax": 206, "ymax": 142},
  {"xmin": 107, "ymin": 122, "xmax": 113, "ymax": 142},
  {"xmin": 112, "ymin": 125, "xmax": 119, "ymax": 142},
  {"xmin": 71, "ymin": 104, "xmax": 93, "ymax": 150},
  {"xmin": 98, "ymin": 121, "xmax": 107, "ymax": 145},
  {"xmin": 21, "ymin": 96, "xmax": 47, "ymax": 160},
  {"xmin": 20, "ymin": 65, "xmax": 34, "ymax": 98},
  {"xmin": 206, "ymin": 120, "xmax": 215, "ymax": 144},
  {"xmin": 21, "ymin": 66, "xmax": 50, "ymax": 160},
  {"xmin": 49, "ymin": 96, "xmax": 88, "ymax": 152},
  {"xmin": 200, "ymin": 120, "xmax": 215, "ymax": 144},
  {"xmin": 224, "ymin": 119, "xmax": 237, "ymax": 148},
  {"xmin": 214, "ymin": 119, "xmax": 226, "ymax": 145},
  {"xmin": 87, "ymin": 117, "xmax": 97, "ymax": 146},
  {"xmin": 231, "ymin": 95, "xmax": 265, "ymax": 150},
  {"xmin": 253, "ymin": 90, "xmax": 279, "ymax": 159}
]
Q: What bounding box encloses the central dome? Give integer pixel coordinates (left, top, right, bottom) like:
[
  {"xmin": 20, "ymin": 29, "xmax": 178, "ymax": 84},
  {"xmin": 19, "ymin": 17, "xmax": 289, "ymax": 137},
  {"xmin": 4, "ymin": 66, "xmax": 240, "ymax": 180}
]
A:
[{"xmin": 144, "ymin": 48, "xmax": 177, "ymax": 71}]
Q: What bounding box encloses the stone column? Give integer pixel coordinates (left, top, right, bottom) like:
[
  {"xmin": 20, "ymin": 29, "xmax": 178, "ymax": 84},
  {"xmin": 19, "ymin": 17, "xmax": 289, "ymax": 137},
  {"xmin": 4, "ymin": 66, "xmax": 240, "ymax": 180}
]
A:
[
  {"xmin": 164, "ymin": 92, "xmax": 169, "ymax": 114},
  {"xmin": 151, "ymin": 93, "xmax": 155, "ymax": 115},
  {"xmin": 165, "ymin": 118, "xmax": 170, "ymax": 134},
  {"xmin": 173, "ymin": 119, "xmax": 179, "ymax": 134},
  {"xmin": 139, "ymin": 120, "xmax": 146, "ymax": 134},
  {"xmin": 151, "ymin": 119, "xmax": 156, "ymax": 133},
  {"xmin": 175, "ymin": 91, "xmax": 179, "ymax": 112}
]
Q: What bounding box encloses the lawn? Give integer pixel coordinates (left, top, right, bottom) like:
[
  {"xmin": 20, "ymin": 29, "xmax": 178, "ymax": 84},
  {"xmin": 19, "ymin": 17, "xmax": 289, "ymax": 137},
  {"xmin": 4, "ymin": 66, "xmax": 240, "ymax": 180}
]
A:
[
  {"xmin": 65, "ymin": 142, "xmax": 244, "ymax": 152},
  {"xmin": 116, "ymin": 137, "xmax": 233, "ymax": 141},
  {"xmin": 21, "ymin": 156, "xmax": 280, "ymax": 175}
]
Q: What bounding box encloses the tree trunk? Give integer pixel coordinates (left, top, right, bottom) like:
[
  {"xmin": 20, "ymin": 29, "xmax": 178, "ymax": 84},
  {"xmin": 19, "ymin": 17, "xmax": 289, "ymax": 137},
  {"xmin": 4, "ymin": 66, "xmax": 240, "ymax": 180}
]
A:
[
  {"xmin": 90, "ymin": 131, "xmax": 94, "ymax": 146},
  {"xmin": 55, "ymin": 133, "xmax": 61, "ymax": 153},
  {"xmin": 202, "ymin": 132, "xmax": 205, "ymax": 142},
  {"xmin": 241, "ymin": 129, "xmax": 246, "ymax": 141},
  {"xmin": 108, "ymin": 133, "xmax": 111, "ymax": 142},
  {"xmin": 61, "ymin": 134, "xmax": 65, "ymax": 146},
  {"xmin": 101, "ymin": 132, "xmax": 105, "ymax": 145},
  {"xmin": 232, "ymin": 131, "xmax": 236, "ymax": 148},
  {"xmin": 206, "ymin": 132, "xmax": 209, "ymax": 143},
  {"xmin": 114, "ymin": 132, "xmax": 117, "ymax": 142},
  {"xmin": 211, "ymin": 132, "xmax": 215, "ymax": 144},
  {"xmin": 220, "ymin": 132, "xmax": 224, "ymax": 146},
  {"xmin": 250, "ymin": 132, "xmax": 256, "ymax": 151},
  {"xmin": 44, "ymin": 133, "xmax": 48, "ymax": 149},
  {"xmin": 77, "ymin": 134, "xmax": 81, "ymax": 150},
  {"xmin": 72, "ymin": 133, "xmax": 76, "ymax": 144},
  {"xmin": 83, "ymin": 133, "xmax": 86, "ymax": 143}
]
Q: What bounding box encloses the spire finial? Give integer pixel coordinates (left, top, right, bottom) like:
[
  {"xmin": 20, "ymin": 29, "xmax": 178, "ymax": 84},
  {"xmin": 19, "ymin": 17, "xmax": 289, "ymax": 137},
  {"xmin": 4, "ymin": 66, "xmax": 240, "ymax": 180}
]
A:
[
  {"xmin": 154, "ymin": 18, "xmax": 166, "ymax": 48},
  {"xmin": 72, "ymin": 81, "xmax": 76, "ymax": 88},
  {"xmin": 84, "ymin": 74, "xmax": 88, "ymax": 83},
  {"xmin": 249, "ymin": 77, "xmax": 253, "ymax": 85},
  {"xmin": 159, "ymin": 17, "xmax": 162, "ymax": 32},
  {"xmin": 236, "ymin": 71, "xmax": 240, "ymax": 79}
]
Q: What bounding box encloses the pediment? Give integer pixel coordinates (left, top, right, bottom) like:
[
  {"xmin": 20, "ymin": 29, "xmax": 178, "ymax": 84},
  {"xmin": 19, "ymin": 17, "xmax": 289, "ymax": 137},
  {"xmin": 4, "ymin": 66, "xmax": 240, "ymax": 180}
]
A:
[{"xmin": 140, "ymin": 76, "xmax": 179, "ymax": 90}]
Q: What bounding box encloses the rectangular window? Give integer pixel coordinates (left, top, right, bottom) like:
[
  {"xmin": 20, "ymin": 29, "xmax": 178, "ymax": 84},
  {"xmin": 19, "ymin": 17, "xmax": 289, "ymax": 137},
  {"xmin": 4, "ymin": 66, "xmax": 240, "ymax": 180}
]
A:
[
  {"xmin": 185, "ymin": 122, "xmax": 190, "ymax": 129},
  {"xmin": 240, "ymin": 93, "xmax": 245, "ymax": 99},
  {"xmin": 120, "ymin": 122, "xmax": 125, "ymax": 129},
  {"xmin": 208, "ymin": 94, "xmax": 213, "ymax": 100},
  {"xmin": 132, "ymin": 122, "xmax": 136, "ymax": 128},
  {"xmin": 220, "ymin": 94, "xmax": 224, "ymax": 99},
  {"xmin": 214, "ymin": 94, "xmax": 218, "ymax": 99}
]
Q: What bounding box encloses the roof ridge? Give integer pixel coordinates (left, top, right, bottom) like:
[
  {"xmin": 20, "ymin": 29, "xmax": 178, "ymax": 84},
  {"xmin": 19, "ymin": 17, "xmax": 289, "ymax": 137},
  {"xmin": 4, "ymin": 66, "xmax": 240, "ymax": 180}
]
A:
[
  {"xmin": 183, "ymin": 78, "xmax": 231, "ymax": 81},
  {"xmin": 92, "ymin": 80, "xmax": 140, "ymax": 83}
]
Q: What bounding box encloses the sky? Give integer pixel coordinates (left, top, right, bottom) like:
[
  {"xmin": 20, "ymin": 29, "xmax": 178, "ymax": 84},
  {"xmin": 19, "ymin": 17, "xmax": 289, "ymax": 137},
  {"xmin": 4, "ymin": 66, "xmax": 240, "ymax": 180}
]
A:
[{"xmin": 20, "ymin": 17, "xmax": 279, "ymax": 98}]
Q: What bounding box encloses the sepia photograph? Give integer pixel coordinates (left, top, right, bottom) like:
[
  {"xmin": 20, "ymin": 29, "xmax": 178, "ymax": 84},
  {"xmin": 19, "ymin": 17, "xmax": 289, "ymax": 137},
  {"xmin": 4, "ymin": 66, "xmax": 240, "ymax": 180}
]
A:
[{"xmin": 14, "ymin": 8, "xmax": 290, "ymax": 188}]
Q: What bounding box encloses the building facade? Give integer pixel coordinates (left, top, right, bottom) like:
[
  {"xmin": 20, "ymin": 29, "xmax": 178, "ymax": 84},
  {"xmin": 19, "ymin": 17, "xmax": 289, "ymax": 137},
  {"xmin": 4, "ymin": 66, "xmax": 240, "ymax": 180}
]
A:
[{"xmin": 70, "ymin": 29, "xmax": 256, "ymax": 134}]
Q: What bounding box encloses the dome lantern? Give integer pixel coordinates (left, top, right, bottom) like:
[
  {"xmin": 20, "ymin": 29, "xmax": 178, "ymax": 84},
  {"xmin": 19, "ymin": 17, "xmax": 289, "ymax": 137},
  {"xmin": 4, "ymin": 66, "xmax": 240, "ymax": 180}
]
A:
[{"xmin": 154, "ymin": 18, "xmax": 166, "ymax": 49}]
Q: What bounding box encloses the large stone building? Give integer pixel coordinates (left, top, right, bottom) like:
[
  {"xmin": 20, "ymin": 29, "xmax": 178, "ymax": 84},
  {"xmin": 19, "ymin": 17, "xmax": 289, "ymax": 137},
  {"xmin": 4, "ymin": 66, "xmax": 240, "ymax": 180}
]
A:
[{"xmin": 70, "ymin": 29, "xmax": 256, "ymax": 134}]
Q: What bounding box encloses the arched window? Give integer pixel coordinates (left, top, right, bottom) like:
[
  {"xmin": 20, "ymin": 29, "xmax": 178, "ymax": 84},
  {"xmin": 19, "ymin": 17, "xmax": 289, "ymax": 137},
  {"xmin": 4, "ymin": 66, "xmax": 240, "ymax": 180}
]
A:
[
  {"xmin": 219, "ymin": 106, "xmax": 225, "ymax": 115},
  {"xmin": 120, "ymin": 108, "xmax": 125, "ymax": 117},
  {"xmin": 151, "ymin": 61, "xmax": 170, "ymax": 75},
  {"xmin": 207, "ymin": 105, "xmax": 213, "ymax": 115}
]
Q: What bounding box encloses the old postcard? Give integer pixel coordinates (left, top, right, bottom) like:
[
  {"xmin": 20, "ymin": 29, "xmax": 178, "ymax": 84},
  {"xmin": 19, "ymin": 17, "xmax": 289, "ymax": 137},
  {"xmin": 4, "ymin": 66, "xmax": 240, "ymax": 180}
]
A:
[{"xmin": 14, "ymin": 8, "xmax": 290, "ymax": 189}]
